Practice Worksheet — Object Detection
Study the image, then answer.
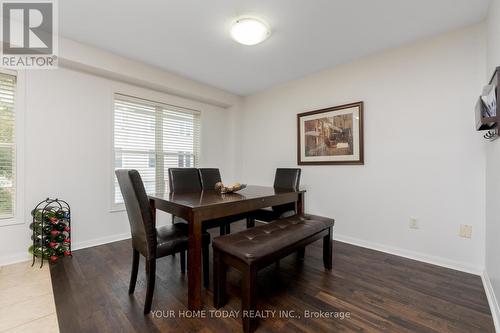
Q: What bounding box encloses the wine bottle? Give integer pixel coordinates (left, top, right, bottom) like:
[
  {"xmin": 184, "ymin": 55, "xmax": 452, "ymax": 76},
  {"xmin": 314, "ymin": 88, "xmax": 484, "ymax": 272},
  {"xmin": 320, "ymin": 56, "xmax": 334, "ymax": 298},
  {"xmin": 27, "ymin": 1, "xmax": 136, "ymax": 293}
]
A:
[
  {"xmin": 54, "ymin": 234, "xmax": 65, "ymax": 243},
  {"xmin": 31, "ymin": 209, "xmax": 40, "ymax": 221},
  {"xmin": 55, "ymin": 223, "xmax": 66, "ymax": 232},
  {"xmin": 42, "ymin": 224, "xmax": 53, "ymax": 234},
  {"xmin": 30, "ymin": 222, "xmax": 45, "ymax": 234},
  {"xmin": 56, "ymin": 210, "xmax": 65, "ymax": 219},
  {"xmin": 32, "ymin": 245, "xmax": 44, "ymax": 258},
  {"xmin": 45, "ymin": 211, "xmax": 55, "ymax": 220},
  {"xmin": 31, "ymin": 234, "xmax": 50, "ymax": 246}
]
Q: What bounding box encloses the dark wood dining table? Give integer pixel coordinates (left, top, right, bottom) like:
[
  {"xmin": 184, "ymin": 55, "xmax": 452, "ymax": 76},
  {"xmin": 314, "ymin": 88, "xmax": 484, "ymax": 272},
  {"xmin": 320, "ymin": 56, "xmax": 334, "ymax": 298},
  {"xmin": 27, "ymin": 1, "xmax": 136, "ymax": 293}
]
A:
[{"xmin": 148, "ymin": 185, "xmax": 305, "ymax": 310}]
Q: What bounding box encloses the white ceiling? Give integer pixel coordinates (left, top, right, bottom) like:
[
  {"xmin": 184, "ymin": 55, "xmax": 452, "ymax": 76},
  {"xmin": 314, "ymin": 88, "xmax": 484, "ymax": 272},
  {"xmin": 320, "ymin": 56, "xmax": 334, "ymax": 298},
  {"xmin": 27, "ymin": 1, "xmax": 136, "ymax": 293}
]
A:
[{"xmin": 60, "ymin": 0, "xmax": 490, "ymax": 96}]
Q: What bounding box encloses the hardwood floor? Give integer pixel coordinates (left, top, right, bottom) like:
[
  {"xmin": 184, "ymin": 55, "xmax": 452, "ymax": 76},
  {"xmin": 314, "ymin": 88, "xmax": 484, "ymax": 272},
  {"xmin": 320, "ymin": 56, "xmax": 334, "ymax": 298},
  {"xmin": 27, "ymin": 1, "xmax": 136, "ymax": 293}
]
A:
[{"xmin": 50, "ymin": 221, "xmax": 494, "ymax": 333}]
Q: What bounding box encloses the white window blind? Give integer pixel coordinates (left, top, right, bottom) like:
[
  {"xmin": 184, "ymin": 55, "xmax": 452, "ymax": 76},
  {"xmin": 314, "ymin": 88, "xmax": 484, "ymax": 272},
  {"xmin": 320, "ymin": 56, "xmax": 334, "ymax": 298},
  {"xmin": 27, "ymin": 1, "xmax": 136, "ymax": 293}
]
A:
[
  {"xmin": 0, "ymin": 73, "xmax": 16, "ymax": 219},
  {"xmin": 113, "ymin": 94, "xmax": 201, "ymax": 204}
]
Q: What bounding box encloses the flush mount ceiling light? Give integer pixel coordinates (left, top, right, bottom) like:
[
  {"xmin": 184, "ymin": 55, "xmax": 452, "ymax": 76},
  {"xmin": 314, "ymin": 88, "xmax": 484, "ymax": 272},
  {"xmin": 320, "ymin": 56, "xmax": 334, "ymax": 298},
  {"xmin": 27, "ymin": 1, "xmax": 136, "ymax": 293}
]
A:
[{"xmin": 230, "ymin": 17, "xmax": 271, "ymax": 46}]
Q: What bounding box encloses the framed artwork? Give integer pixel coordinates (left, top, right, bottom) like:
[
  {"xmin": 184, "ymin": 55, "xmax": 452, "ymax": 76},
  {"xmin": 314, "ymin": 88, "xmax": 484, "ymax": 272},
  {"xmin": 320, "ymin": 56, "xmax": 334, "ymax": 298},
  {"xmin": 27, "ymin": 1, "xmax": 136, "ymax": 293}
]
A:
[{"xmin": 297, "ymin": 101, "xmax": 364, "ymax": 165}]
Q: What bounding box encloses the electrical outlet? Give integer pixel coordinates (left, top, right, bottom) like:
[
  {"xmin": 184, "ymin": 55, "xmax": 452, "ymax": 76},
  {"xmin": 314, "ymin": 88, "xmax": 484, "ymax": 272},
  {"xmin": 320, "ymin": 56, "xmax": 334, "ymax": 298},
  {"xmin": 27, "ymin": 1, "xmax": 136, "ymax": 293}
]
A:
[
  {"xmin": 409, "ymin": 217, "xmax": 419, "ymax": 229},
  {"xmin": 459, "ymin": 225, "xmax": 472, "ymax": 238}
]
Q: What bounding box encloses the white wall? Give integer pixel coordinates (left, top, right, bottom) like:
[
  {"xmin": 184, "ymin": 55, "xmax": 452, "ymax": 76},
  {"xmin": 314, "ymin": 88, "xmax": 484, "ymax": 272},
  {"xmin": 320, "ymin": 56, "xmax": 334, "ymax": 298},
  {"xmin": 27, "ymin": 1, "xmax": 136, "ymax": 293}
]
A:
[
  {"xmin": 235, "ymin": 24, "xmax": 487, "ymax": 272},
  {"xmin": 484, "ymin": 0, "xmax": 500, "ymax": 326},
  {"xmin": 487, "ymin": 0, "xmax": 500, "ymax": 74},
  {"xmin": 0, "ymin": 20, "xmax": 491, "ymax": 278},
  {"xmin": 58, "ymin": 38, "xmax": 240, "ymax": 108},
  {"xmin": 0, "ymin": 66, "xmax": 239, "ymax": 265}
]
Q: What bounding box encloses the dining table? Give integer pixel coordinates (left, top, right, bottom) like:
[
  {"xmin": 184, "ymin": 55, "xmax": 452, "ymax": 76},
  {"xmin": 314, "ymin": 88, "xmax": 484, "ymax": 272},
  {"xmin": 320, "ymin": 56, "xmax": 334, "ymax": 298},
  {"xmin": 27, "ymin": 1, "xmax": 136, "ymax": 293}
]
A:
[{"xmin": 148, "ymin": 185, "xmax": 305, "ymax": 310}]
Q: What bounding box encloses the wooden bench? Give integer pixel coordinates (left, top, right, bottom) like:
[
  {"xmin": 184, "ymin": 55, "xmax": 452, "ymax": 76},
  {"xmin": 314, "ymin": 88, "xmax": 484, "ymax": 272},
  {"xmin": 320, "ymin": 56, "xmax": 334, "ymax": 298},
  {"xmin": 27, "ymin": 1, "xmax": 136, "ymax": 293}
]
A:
[{"xmin": 212, "ymin": 214, "xmax": 335, "ymax": 333}]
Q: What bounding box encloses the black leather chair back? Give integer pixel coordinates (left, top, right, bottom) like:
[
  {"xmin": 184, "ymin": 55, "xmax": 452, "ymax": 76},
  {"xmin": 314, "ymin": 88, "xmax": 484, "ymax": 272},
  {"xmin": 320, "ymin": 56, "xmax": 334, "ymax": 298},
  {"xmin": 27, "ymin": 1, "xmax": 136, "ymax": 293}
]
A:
[
  {"xmin": 273, "ymin": 168, "xmax": 301, "ymax": 215},
  {"xmin": 274, "ymin": 168, "xmax": 301, "ymax": 190},
  {"xmin": 115, "ymin": 169, "xmax": 156, "ymax": 258},
  {"xmin": 168, "ymin": 168, "xmax": 202, "ymax": 193},
  {"xmin": 199, "ymin": 168, "xmax": 222, "ymax": 190}
]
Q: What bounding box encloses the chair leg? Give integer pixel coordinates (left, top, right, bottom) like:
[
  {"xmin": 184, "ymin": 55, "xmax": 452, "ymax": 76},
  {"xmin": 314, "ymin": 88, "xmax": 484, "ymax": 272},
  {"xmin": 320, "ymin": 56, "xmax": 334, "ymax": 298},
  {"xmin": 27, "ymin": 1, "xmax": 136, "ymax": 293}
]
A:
[
  {"xmin": 144, "ymin": 259, "xmax": 156, "ymax": 315},
  {"xmin": 242, "ymin": 266, "xmax": 257, "ymax": 333},
  {"xmin": 213, "ymin": 249, "xmax": 227, "ymax": 308},
  {"xmin": 129, "ymin": 249, "xmax": 139, "ymax": 294},
  {"xmin": 202, "ymin": 241, "xmax": 210, "ymax": 288},
  {"xmin": 323, "ymin": 227, "xmax": 333, "ymax": 270},
  {"xmin": 180, "ymin": 250, "xmax": 186, "ymax": 274},
  {"xmin": 225, "ymin": 223, "xmax": 231, "ymax": 234},
  {"xmin": 171, "ymin": 215, "xmax": 178, "ymax": 255},
  {"xmin": 246, "ymin": 217, "xmax": 255, "ymax": 228},
  {"xmin": 297, "ymin": 247, "xmax": 305, "ymax": 260},
  {"xmin": 219, "ymin": 224, "xmax": 226, "ymax": 236}
]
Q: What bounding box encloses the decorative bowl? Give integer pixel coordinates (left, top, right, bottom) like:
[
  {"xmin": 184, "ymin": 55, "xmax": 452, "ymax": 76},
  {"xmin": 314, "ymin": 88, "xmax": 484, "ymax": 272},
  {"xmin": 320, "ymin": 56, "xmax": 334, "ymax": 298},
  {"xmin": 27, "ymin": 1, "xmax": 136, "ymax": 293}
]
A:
[{"xmin": 214, "ymin": 182, "xmax": 247, "ymax": 194}]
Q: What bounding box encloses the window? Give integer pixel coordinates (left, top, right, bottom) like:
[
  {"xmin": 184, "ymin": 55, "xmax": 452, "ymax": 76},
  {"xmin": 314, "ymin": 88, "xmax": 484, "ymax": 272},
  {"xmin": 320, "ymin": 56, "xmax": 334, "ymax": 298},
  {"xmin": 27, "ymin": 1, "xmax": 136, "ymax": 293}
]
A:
[
  {"xmin": 0, "ymin": 73, "xmax": 16, "ymax": 219},
  {"xmin": 113, "ymin": 94, "xmax": 200, "ymax": 205}
]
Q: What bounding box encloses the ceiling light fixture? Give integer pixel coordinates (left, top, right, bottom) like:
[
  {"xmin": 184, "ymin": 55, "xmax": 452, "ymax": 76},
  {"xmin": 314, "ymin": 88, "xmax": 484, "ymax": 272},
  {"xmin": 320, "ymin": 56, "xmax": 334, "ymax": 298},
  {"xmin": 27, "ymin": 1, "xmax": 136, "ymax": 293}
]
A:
[{"xmin": 230, "ymin": 17, "xmax": 271, "ymax": 46}]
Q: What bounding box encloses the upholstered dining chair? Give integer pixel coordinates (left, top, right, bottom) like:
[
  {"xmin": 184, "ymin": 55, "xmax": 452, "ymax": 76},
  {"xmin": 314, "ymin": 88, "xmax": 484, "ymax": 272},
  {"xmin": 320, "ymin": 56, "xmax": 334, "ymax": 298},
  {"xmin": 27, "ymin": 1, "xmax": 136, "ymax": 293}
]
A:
[
  {"xmin": 198, "ymin": 168, "xmax": 255, "ymax": 234},
  {"xmin": 168, "ymin": 168, "xmax": 228, "ymax": 235},
  {"xmin": 198, "ymin": 168, "xmax": 222, "ymax": 190},
  {"xmin": 115, "ymin": 169, "xmax": 210, "ymax": 315},
  {"xmin": 168, "ymin": 168, "xmax": 202, "ymax": 193},
  {"xmin": 251, "ymin": 168, "xmax": 302, "ymax": 225}
]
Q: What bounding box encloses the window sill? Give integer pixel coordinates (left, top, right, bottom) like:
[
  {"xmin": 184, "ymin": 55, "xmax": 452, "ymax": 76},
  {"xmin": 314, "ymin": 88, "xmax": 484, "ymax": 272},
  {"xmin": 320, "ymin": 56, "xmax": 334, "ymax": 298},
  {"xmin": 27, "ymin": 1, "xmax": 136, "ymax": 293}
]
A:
[
  {"xmin": 110, "ymin": 205, "xmax": 126, "ymax": 213},
  {"xmin": 0, "ymin": 217, "xmax": 25, "ymax": 227}
]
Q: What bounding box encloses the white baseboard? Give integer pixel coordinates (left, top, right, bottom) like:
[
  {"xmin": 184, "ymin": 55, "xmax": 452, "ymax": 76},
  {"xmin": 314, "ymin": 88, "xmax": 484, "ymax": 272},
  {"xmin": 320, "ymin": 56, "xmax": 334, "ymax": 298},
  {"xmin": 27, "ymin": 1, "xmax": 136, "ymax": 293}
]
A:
[
  {"xmin": 72, "ymin": 232, "xmax": 131, "ymax": 251},
  {"xmin": 0, "ymin": 233, "xmax": 131, "ymax": 268},
  {"xmin": 0, "ymin": 252, "xmax": 30, "ymax": 267},
  {"xmin": 335, "ymin": 233, "xmax": 483, "ymax": 275},
  {"xmin": 482, "ymin": 270, "xmax": 500, "ymax": 332}
]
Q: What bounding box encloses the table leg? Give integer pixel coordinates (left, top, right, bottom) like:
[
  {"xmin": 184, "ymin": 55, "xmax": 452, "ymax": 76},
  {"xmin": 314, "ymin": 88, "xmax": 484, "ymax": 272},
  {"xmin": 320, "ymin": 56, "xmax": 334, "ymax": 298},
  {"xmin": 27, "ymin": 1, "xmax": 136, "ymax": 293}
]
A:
[
  {"xmin": 149, "ymin": 199, "xmax": 156, "ymax": 226},
  {"xmin": 188, "ymin": 213, "xmax": 202, "ymax": 310},
  {"xmin": 296, "ymin": 193, "xmax": 306, "ymax": 259},
  {"xmin": 296, "ymin": 192, "xmax": 304, "ymax": 215}
]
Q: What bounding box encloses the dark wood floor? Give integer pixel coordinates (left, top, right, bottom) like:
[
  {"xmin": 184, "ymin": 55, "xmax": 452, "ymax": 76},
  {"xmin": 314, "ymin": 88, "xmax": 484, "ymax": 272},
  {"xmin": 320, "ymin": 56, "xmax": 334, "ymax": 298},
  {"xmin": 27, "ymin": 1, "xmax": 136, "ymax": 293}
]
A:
[{"xmin": 50, "ymin": 221, "xmax": 494, "ymax": 333}]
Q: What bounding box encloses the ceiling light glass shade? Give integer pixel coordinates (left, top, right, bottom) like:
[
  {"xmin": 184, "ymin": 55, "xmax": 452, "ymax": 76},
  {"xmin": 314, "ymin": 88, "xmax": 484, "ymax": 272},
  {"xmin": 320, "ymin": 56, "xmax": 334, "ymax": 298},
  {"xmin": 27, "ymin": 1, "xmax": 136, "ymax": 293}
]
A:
[{"xmin": 230, "ymin": 17, "xmax": 270, "ymax": 45}]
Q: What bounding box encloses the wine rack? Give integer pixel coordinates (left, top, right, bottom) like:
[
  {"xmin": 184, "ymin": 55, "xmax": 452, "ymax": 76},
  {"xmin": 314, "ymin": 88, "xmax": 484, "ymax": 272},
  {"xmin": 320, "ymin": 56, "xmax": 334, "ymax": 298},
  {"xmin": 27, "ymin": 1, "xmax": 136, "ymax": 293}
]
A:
[{"xmin": 29, "ymin": 198, "xmax": 72, "ymax": 268}]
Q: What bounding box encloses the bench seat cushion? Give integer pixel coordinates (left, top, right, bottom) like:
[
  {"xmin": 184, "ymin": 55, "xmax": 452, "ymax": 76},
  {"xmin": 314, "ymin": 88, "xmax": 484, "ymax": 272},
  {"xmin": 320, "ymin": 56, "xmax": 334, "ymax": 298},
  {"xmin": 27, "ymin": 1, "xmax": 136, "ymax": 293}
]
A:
[{"xmin": 213, "ymin": 214, "xmax": 334, "ymax": 264}]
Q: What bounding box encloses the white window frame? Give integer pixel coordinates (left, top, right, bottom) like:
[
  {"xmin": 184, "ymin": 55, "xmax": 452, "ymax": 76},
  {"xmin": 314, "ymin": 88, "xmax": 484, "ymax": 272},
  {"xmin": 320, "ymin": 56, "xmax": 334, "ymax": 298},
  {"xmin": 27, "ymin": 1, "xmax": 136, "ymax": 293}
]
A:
[
  {"xmin": 110, "ymin": 92, "xmax": 201, "ymax": 211},
  {"xmin": 0, "ymin": 69, "xmax": 25, "ymax": 226}
]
